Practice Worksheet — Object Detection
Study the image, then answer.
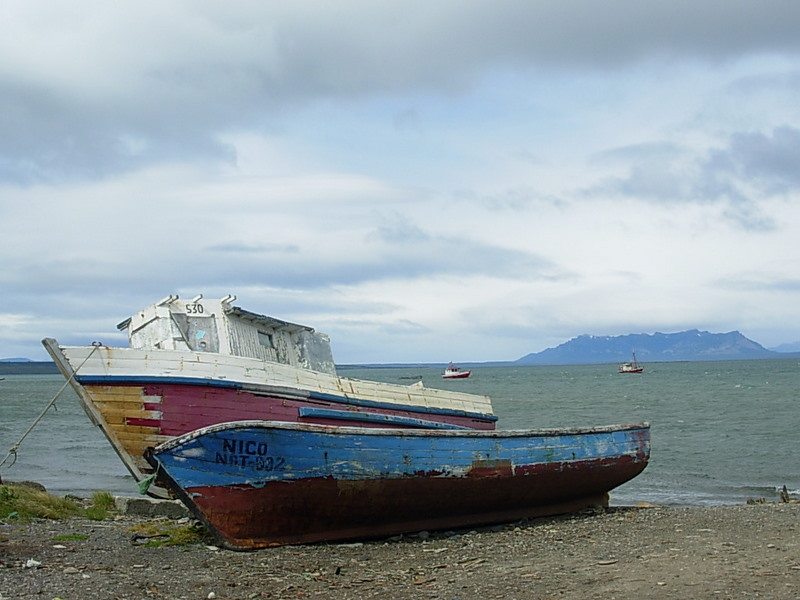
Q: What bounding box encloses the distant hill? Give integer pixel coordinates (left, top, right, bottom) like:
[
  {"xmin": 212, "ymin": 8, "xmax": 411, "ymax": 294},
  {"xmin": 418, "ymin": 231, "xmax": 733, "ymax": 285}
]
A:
[
  {"xmin": 515, "ymin": 329, "xmax": 794, "ymax": 366},
  {"xmin": 769, "ymin": 341, "xmax": 800, "ymax": 352},
  {"xmin": 0, "ymin": 361, "xmax": 58, "ymax": 375}
]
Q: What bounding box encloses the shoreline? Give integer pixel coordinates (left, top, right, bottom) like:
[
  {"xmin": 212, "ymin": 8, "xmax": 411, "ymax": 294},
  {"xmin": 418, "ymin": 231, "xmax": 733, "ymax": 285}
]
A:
[{"xmin": 3, "ymin": 503, "xmax": 799, "ymax": 599}]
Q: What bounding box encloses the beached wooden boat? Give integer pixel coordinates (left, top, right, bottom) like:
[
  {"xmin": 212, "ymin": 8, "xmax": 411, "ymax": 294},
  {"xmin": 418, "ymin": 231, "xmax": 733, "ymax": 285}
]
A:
[
  {"xmin": 146, "ymin": 420, "xmax": 650, "ymax": 549},
  {"xmin": 43, "ymin": 295, "xmax": 496, "ymax": 496}
]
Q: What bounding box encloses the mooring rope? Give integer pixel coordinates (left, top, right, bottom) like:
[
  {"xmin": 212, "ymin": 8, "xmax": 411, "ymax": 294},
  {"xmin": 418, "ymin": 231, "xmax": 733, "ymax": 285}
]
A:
[{"xmin": 0, "ymin": 343, "xmax": 101, "ymax": 470}]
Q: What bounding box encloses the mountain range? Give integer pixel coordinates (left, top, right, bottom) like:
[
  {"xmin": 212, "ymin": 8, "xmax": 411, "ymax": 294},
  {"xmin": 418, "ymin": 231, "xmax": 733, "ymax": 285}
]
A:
[
  {"xmin": 514, "ymin": 329, "xmax": 799, "ymax": 366},
  {"xmin": 3, "ymin": 330, "xmax": 800, "ymax": 371}
]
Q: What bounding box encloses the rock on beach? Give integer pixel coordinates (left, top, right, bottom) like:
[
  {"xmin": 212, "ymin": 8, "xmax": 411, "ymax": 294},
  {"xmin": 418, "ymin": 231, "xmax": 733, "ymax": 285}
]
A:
[{"xmin": 1, "ymin": 504, "xmax": 799, "ymax": 599}]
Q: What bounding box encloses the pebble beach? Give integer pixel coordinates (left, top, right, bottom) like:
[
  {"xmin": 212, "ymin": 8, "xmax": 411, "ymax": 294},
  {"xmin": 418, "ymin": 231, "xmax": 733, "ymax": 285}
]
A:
[{"xmin": 3, "ymin": 503, "xmax": 799, "ymax": 599}]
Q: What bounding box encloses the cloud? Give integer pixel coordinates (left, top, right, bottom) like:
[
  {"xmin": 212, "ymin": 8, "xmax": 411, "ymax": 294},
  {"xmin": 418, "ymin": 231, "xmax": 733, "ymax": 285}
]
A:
[
  {"xmin": 2, "ymin": 2, "xmax": 800, "ymax": 362},
  {"xmin": 590, "ymin": 124, "xmax": 800, "ymax": 231},
  {"xmin": 716, "ymin": 273, "xmax": 800, "ymax": 293},
  {"xmin": 709, "ymin": 126, "xmax": 800, "ymax": 194},
  {"xmin": 3, "ymin": 2, "xmax": 800, "ymax": 185}
]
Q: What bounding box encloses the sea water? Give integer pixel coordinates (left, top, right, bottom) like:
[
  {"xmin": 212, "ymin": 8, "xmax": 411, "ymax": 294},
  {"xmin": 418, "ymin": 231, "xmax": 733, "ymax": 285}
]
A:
[{"xmin": 1, "ymin": 359, "xmax": 798, "ymax": 506}]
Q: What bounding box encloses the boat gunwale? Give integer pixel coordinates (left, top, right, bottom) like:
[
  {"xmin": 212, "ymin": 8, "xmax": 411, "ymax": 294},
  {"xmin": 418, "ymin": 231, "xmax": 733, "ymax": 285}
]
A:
[
  {"xmin": 46, "ymin": 339, "xmax": 497, "ymax": 421},
  {"xmin": 153, "ymin": 418, "xmax": 651, "ymax": 453}
]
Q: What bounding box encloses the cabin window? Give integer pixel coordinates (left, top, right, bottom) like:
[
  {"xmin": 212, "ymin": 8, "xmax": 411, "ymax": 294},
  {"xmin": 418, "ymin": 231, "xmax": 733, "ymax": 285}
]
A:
[{"xmin": 258, "ymin": 331, "xmax": 274, "ymax": 349}]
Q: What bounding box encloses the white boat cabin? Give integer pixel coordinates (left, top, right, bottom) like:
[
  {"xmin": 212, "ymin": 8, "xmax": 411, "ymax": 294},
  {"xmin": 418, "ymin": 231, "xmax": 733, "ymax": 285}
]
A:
[{"xmin": 117, "ymin": 295, "xmax": 336, "ymax": 375}]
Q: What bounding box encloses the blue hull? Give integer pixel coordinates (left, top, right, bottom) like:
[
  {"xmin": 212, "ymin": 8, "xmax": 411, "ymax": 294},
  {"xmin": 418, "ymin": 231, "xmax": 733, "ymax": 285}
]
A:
[{"xmin": 148, "ymin": 421, "xmax": 650, "ymax": 549}]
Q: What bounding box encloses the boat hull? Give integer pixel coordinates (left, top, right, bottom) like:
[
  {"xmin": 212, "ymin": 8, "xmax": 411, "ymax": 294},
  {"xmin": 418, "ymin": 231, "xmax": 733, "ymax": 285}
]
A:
[
  {"xmin": 619, "ymin": 353, "xmax": 644, "ymax": 373},
  {"xmin": 442, "ymin": 370, "xmax": 471, "ymax": 379},
  {"xmin": 147, "ymin": 421, "xmax": 650, "ymax": 549},
  {"xmin": 42, "ymin": 339, "xmax": 496, "ymax": 494}
]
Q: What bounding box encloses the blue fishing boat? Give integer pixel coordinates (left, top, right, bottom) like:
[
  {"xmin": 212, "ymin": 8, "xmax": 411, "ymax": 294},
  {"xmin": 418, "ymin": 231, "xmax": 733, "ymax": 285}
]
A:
[{"xmin": 146, "ymin": 420, "xmax": 650, "ymax": 549}]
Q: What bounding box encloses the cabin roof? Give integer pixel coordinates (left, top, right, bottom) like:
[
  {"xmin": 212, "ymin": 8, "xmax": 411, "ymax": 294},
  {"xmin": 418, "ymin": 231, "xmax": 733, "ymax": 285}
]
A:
[
  {"xmin": 229, "ymin": 307, "xmax": 314, "ymax": 333},
  {"xmin": 116, "ymin": 304, "xmax": 315, "ymax": 334}
]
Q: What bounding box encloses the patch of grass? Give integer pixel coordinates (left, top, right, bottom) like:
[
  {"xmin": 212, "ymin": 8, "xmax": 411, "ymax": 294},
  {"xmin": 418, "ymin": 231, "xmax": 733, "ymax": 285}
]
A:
[
  {"xmin": 92, "ymin": 490, "xmax": 116, "ymax": 510},
  {"xmin": 0, "ymin": 484, "xmax": 83, "ymax": 521},
  {"xmin": 85, "ymin": 490, "xmax": 117, "ymax": 521},
  {"xmin": 129, "ymin": 521, "xmax": 212, "ymax": 547},
  {"xmin": 0, "ymin": 484, "xmax": 207, "ymax": 548},
  {"xmin": 84, "ymin": 506, "xmax": 107, "ymax": 520},
  {"xmin": 0, "ymin": 485, "xmax": 122, "ymax": 522}
]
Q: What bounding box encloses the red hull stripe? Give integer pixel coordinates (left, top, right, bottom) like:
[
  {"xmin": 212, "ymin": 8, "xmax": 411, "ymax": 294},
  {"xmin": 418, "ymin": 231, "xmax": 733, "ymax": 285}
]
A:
[
  {"xmin": 78, "ymin": 375, "xmax": 496, "ymax": 422},
  {"xmin": 113, "ymin": 382, "xmax": 496, "ymax": 435}
]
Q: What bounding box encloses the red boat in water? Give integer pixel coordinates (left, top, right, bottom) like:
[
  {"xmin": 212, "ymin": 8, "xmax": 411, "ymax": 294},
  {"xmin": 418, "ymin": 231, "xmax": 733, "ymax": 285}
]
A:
[{"xmin": 442, "ymin": 362, "xmax": 471, "ymax": 379}]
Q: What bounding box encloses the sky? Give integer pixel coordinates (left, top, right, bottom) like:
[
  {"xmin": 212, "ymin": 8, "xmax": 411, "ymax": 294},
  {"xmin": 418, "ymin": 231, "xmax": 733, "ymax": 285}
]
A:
[{"xmin": 2, "ymin": 1, "xmax": 800, "ymax": 364}]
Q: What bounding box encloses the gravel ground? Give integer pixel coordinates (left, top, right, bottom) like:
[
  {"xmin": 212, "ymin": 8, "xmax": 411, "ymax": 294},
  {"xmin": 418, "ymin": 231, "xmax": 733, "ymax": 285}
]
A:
[{"xmin": 2, "ymin": 503, "xmax": 799, "ymax": 599}]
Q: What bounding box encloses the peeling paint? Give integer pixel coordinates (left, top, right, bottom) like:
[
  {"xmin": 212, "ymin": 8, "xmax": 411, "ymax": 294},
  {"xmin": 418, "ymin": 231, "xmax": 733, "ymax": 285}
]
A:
[{"xmin": 149, "ymin": 420, "xmax": 650, "ymax": 549}]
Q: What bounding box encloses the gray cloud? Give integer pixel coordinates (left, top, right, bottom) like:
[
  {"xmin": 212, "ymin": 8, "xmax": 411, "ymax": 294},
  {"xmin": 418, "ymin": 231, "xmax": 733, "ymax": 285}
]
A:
[
  {"xmin": 592, "ymin": 126, "xmax": 800, "ymax": 230},
  {"xmin": 716, "ymin": 274, "xmax": 800, "ymax": 292},
  {"xmin": 3, "ymin": 2, "xmax": 800, "ymax": 362},
  {"xmin": 3, "ymin": 2, "xmax": 800, "ymax": 184},
  {"xmin": 1, "ymin": 214, "xmax": 560, "ymax": 314},
  {"xmin": 196, "ymin": 224, "xmax": 563, "ymax": 288},
  {"xmin": 707, "ymin": 126, "xmax": 800, "ymax": 195},
  {"xmin": 587, "ymin": 142, "xmax": 695, "ymax": 203}
]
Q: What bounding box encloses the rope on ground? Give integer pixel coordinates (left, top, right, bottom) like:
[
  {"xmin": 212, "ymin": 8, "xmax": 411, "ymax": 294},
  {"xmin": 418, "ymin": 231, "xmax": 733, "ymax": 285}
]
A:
[{"xmin": 0, "ymin": 343, "xmax": 101, "ymax": 470}]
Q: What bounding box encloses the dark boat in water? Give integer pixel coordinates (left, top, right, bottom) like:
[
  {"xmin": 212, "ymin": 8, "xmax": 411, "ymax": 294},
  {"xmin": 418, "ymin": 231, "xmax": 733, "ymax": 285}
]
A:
[{"xmin": 619, "ymin": 352, "xmax": 644, "ymax": 373}]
